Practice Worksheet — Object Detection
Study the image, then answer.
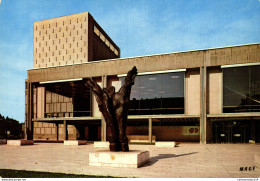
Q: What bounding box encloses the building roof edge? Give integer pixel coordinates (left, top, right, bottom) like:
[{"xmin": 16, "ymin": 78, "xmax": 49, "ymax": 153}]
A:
[{"xmin": 28, "ymin": 42, "xmax": 260, "ymax": 71}]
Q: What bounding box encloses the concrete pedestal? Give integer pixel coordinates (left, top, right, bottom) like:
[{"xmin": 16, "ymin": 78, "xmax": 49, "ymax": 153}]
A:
[
  {"xmin": 94, "ymin": 141, "xmax": 109, "ymax": 148},
  {"xmin": 64, "ymin": 140, "xmax": 87, "ymax": 145},
  {"xmin": 0, "ymin": 139, "xmax": 7, "ymax": 144},
  {"xmin": 7, "ymin": 140, "xmax": 34, "ymax": 146},
  {"xmin": 155, "ymin": 141, "xmax": 176, "ymax": 147},
  {"xmin": 89, "ymin": 150, "xmax": 150, "ymax": 168}
]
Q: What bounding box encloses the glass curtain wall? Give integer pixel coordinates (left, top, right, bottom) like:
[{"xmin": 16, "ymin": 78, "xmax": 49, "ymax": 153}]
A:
[
  {"xmin": 45, "ymin": 80, "xmax": 91, "ymax": 117},
  {"xmin": 120, "ymin": 72, "xmax": 185, "ymax": 115},
  {"xmin": 223, "ymin": 65, "xmax": 260, "ymax": 113}
]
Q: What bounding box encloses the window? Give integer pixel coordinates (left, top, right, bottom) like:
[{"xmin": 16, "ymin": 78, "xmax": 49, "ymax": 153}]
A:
[
  {"xmin": 223, "ymin": 65, "xmax": 260, "ymax": 113},
  {"xmin": 119, "ymin": 72, "xmax": 185, "ymax": 115}
]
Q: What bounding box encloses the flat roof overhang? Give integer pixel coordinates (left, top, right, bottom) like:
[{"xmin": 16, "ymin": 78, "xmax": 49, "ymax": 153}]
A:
[
  {"xmin": 27, "ymin": 43, "xmax": 260, "ymax": 83},
  {"xmin": 128, "ymin": 114, "xmax": 199, "ymax": 122},
  {"xmin": 208, "ymin": 113, "xmax": 260, "ymax": 121},
  {"xmin": 32, "ymin": 117, "xmax": 101, "ymax": 121},
  {"xmin": 32, "ymin": 114, "xmax": 200, "ymax": 124},
  {"xmin": 32, "ymin": 113, "xmax": 260, "ymax": 123},
  {"xmin": 32, "ymin": 117, "xmax": 101, "ymax": 124}
]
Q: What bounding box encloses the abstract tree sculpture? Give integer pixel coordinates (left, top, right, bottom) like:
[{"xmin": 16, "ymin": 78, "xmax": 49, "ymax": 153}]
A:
[{"xmin": 85, "ymin": 66, "xmax": 138, "ymax": 151}]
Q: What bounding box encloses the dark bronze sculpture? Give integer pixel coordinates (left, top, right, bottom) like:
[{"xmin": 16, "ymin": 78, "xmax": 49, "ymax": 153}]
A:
[{"xmin": 85, "ymin": 66, "xmax": 138, "ymax": 151}]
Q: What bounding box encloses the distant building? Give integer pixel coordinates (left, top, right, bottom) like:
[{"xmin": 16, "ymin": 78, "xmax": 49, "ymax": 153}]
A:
[{"xmin": 25, "ymin": 12, "xmax": 260, "ymax": 143}]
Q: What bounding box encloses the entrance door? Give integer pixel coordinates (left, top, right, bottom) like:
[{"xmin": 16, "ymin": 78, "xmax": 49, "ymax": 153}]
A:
[{"xmin": 212, "ymin": 120, "xmax": 251, "ymax": 143}]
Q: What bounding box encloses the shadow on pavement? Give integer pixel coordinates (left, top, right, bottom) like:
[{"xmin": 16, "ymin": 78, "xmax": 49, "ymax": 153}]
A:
[{"xmin": 142, "ymin": 152, "xmax": 198, "ymax": 167}]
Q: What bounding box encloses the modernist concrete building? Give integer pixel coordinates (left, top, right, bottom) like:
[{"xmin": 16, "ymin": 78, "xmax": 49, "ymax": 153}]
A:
[{"xmin": 25, "ymin": 12, "xmax": 260, "ymax": 144}]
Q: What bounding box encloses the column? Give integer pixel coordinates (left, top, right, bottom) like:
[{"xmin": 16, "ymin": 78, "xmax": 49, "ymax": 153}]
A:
[
  {"xmin": 101, "ymin": 75, "xmax": 107, "ymax": 141},
  {"xmin": 63, "ymin": 120, "xmax": 68, "ymax": 140},
  {"xmin": 148, "ymin": 118, "xmax": 153, "ymax": 143},
  {"xmin": 101, "ymin": 117, "xmax": 106, "ymax": 141},
  {"xmin": 200, "ymin": 66, "xmax": 207, "ymax": 144},
  {"xmin": 26, "ymin": 82, "xmax": 34, "ymax": 140},
  {"xmin": 56, "ymin": 123, "xmax": 59, "ymax": 141}
]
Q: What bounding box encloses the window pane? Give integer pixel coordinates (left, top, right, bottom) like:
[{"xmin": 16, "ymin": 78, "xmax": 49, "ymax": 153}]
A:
[
  {"xmin": 120, "ymin": 72, "xmax": 184, "ymax": 115},
  {"xmin": 161, "ymin": 73, "xmax": 184, "ymax": 114},
  {"xmin": 223, "ymin": 65, "xmax": 260, "ymax": 113}
]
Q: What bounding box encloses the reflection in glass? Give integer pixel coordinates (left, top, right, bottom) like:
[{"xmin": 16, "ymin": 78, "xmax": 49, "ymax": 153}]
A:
[
  {"xmin": 120, "ymin": 72, "xmax": 184, "ymax": 115},
  {"xmin": 223, "ymin": 65, "xmax": 260, "ymax": 113}
]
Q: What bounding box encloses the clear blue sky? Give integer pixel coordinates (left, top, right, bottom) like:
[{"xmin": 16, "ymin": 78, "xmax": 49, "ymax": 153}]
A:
[{"xmin": 0, "ymin": 0, "xmax": 259, "ymax": 122}]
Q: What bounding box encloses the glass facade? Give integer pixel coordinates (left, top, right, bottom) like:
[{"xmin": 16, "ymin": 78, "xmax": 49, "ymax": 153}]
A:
[
  {"xmin": 120, "ymin": 72, "xmax": 185, "ymax": 115},
  {"xmin": 44, "ymin": 80, "xmax": 91, "ymax": 118},
  {"xmin": 223, "ymin": 65, "xmax": 260, "ymax": 113}
]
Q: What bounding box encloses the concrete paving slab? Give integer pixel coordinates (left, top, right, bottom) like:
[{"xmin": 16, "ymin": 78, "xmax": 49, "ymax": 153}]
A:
[
  {"xmin": 155, "ymin": 141, "xmax": 176, "ymax": 147},
  {"xmin": 93, "ymin": 141, "xmax": 109, "ymax": 148},
  {"xmin": 64, "ymin": 140, "xmax": 87, "ymax": 145},
  {"xmin": 7, "ymin": 140, "xmax": 34, "ymax": 146},
  {"xmin": 0, "ymin": 143, "xmax": 259, "ymax": 178}
]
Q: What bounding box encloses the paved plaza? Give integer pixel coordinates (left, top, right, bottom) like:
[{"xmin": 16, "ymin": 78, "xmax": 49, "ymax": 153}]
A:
[{"xmin": 0, "ymin": 142, "xmax": 259, "ymax": 178}]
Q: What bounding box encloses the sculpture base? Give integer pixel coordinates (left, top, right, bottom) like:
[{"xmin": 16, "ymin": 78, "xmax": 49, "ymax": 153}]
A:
[
  {"xmin": 155, "ymin": 141, "xmax": 176, "ymax": 147},
  {"xmin": 64, "ymin": 140, "xmax": 87, "ymax": 145},
  {"xmin": 89, "ymin": 150, "xmax": 150, "ymax": 168},
  {"xmin": 0, "ymin": 139, "xmax": 7, "ymax": 144},
  {"xmin": 7, "ymin": 140, "xmax": 34, "ymax": 146},
  {"xmin": 93, "ymin": 141, "xmax": 109, "ymax": 148}
]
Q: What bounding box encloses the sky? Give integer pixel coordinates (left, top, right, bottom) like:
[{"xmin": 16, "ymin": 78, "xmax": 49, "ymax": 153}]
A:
[{"xmin": 0, "ymin": 0, "xmax": 259, "ymax": 123}]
